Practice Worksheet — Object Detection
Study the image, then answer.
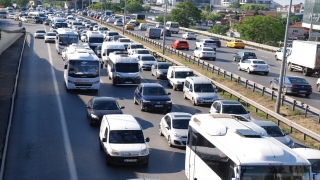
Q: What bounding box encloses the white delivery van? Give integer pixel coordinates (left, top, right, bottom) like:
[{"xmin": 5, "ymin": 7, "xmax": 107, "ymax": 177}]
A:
[
  {"xmin": 101, "ymin": 42, "xmax": 126, "ymax": 66},
  {"xmin": 99, "ymin": 114, "xmax": 150, "ymax": 166},
  {"xmin": 138, "ymin": 23, "xmax": 149, "ymax": 31},
  {"xmin": 165, "ymin": 21, "xmax": 179, "ymax": 34},
  {"xmin": 167, "ymin": 66, "xmax": 194, "ymax": 91}
]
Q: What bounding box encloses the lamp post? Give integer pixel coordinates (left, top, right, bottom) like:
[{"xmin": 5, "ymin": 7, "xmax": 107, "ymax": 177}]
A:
[
  {"xmin": 162, "ymin": 0, "xmax": 167, "ymax": 55},
  {"xmin": 308, "ymin": 4, "xmax": 314, "ymax": 41},
  {"xmin": 122, "ymin": 0, "xmax": 126, "ymax": 35},
  {"xmin": 275, "ymin": 0, "xmax": 292, "ymax": 113},
  {"xmin": 100, "ymin": 0, "xmax": 103, "ymax": 24}
]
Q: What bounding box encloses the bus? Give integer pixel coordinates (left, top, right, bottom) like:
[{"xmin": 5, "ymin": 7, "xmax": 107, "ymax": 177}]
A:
[
  {"xmin": 55, "ymin": 28, "xmax": 78, "ymax": 54},
  {"xmin": 64, "ymin": 49, "xmax": 100, "ymax": 91},
  {"xmin": 186, "ymin": 114, "xmax": 312, "ymax": 180},
  {"xmin": 165, "ymin": 21, "xmax": 179, "ymax": 34},
  {"xmin": 131, "ymin": 13, "xmax": 146, "ymax": 24}
]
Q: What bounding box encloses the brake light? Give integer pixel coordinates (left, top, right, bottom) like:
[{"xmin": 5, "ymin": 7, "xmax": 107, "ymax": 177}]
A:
[
  {"xmin": 251, "ymin": 65, "xmax": 257, "ymax": 67},
  {"xmin": 202, "ymin": 52, "xmax": 205, "ymax": 54},
  {"xmin": 267, "ymin": 65, "xmax": 270, "ymax": 68},
  {"xmin": 203, "ymin": 43, "xmax": 207, "ymax": 45},
  {"xmin": 242, "ymin": 56, "xmax": 244, "ymax": 59},
  {"xmin": 290, "ymin": 85, "xmax": 298, "ymax": 88},
  {"xmin": 308, "ymin": 85, "xmax": 312, "ymax": 89}
]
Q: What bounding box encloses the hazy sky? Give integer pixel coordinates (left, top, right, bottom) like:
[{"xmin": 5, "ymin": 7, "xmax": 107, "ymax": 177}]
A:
[{"xmin": 274, "ymin": 0, "xmax": 304, "ymax": 6}]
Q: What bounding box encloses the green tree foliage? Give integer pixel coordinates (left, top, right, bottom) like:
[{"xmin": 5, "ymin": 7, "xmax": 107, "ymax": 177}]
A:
[
  {"xmin": 15, "ymin": 0, "xmax": 28, "ymax": 8},
  {"xmin": 204, "ymin": 4, "xmax": 213, "ymax": 12},
  {"xmin": 170, "ymin": 0, "xmax": 201, "ymax": 28},
  {"xmin": 236, "ymin": 15, "xmax": 285, "ymax": 44},
  {"xmin": 142, "ymin": 5, "xmax": 151, "ymax": 12},
  {"xmin": 155, "ymin": 14, "xmax": 172, "ymax": 22},
  {"xmin": 240, "ymin": 4, "xmax": 269, "ymax": 11},
  {"xmin": 0, "ymin": 0, "xmax": 12, "ymax": 7},
  {"xmin": 208, "ymin": 24, "xmax": 229, "ymax": 35},
  {"xmin": 126, "ymin": 2, "xmax": 143, "ymax": 13},
  {"xmin": 229, "ymin": 2, "xmax": 241, "ymax": 8}
]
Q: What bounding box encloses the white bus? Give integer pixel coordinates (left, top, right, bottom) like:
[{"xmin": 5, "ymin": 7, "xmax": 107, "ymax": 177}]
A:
[
  {"xmin": 55, "ymin": 28, "xmax": 78, "ymax": 54},
  {"xmin": 186, "ymin": 114, "xmax": 312, "ymax": 180},
  {"xmin": 165, "ymin": 21, "xmax": 179, "ymax": 34},
  {"xmin": 64, "ymin": 49, "xmax": 100, "ymax": 91}
]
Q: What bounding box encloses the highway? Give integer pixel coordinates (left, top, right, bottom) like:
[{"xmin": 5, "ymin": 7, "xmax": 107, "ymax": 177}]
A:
[{"xmin": 1, "ymin": 18, "xmax": 311, "ymax": 179}]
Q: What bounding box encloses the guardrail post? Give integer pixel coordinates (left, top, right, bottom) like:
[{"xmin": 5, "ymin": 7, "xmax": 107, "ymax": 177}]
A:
[
  {"xmin": 253, "ymin": 83, "xmax": 256, "ymax": 92},
  {"xmin": 262, "ymin": 87, "xmax": 265, "ymax": 96},
  {"xmin": 255, "ymin": 108, "xmax": 258, "ymax": 113},
  {"xmin": 207, "ymin": 63, "xmax": 209, "ymax": 71},
  {"xmin": 281, "ymin": 95, "xmax": 285, "ymax": 106},
  {"xmin": 304, "ymin": 133, "xmax": 306, "ymax": 141},
  {"xmin": 222, "ymin": 89, "xmax": 225, "ymax": 95},
  {"xmin": 229, "ymin": 93, "xmax": 232, "ymax": 98},
  {"xmin": 271, "ymin": 91, "xmax": 274, "ymax": 100},
  {"xmin": 197, "ymin": 59, "xmax": 200, "ymax": 66},
  {"xmin": 277, "ymin": 119, "xmax": 280, "ymax": 126},
  {"xmin": 266, "ymin": 113, "xmax": 269, "ymax": 119},
  {"xmin": 318, "ymin": 113, "xmax": 320, "ymax": 124},
  {"xmin": 223, "ymin": 71, "xmax": 226, "ymax": 78},
  {"xmin": 304, "ymin": 105, "xmax": 309, "ymax": 118},
  {"xmin": 290, "ymin": 126, "xmax": 293, "ymax": 133},
  {"xmin": 230, "ymin": 74, "xmax": 233, "ymax": 81},
  {"xmin": 292, "ymin": 100, "xmax": 296, "ymax": 111},
  {"xmin": 237, "ymin": 77, "xmax": 240, "ymax": 84},
  {"xmin": 237, "ymin": 97, "xmax": 240, "ymax": 102},
  {"xmin": 245, "ymin": 80, "xmax": 248, "ymax": 88},
  {"xmin": 212, "ymin": 66, "xmax": 215, "ymax": 74}
]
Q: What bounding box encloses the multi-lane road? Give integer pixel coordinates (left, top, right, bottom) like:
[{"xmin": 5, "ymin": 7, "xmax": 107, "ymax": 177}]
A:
[{"xmin": 1, "ymin": 17, "xmax": 313, "ymax": 180}]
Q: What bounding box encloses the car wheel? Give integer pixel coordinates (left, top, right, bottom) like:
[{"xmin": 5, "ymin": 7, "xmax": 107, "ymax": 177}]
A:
[
  {"xmin": 89, "ymin": 119, "xmax": 94, "ymax": 126},
  {"xmin": 264, "ymin": 72, "xmax": 269, "ymax": 75},
  {"xmin": 173, "ymin": 84, "xmax": 177, "ymax": 91},
  {"xmin": 133, "ymin": 96, "xmax": 138, "ymax": 105},
  {"xmin": 186, "ymin": 48, "xmax": 189, "ymax": 51},
  {"xmin": 159, "ymin": 126, "xmax": 163, "ymax": 136},
  {"xmin": 318, "ymin": 85, "xmax": 320, "ymax": 92},
  {"xmin": 106, "ymin": 155, "xmax": 111, "ymax": 166},
  {"xmin": 99, "ymin": 140, "xmax": 103, "ymax": 151},
  {"xmin": 246, "ymin": 68, "xmax": 251, "ymax": 74},
  {"xmin": 140, "ymin": 101, "xmax": 145, "ymax": 111},
  {"xmin": 168, "ymin": 136, "xmax": 172, "ymax": 147},
  {"xmin": 166, "ymin": 108, "xmax": 171, "ymax": 113},
  {"xmin": 156, "ymin": 73, "xmax": 159, "ymax": 79},
  {"xmin": 287, "ymin": 63, "xmax": 293, "ymax": 71},
  {"xmin": 233, "ymin": 57, "xmax": 237, "ymax": 61},
  {"xmin": 45, "ymin": 40, "xmax": 47, "ymax": 43},
  {"xmin": 305, "ymin": 93, "xmax": 311, "ymax": 97},
  {"xmin": 275, "ymin": 55, "xmax": 278, "ymax": 61}
]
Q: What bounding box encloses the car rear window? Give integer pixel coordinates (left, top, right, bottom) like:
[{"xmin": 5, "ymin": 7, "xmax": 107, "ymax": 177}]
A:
[
  {"xmin": 244, "ymin": 52, "xmax": 256, "ymax": 56},
  {"xmin": 37, "ymin": 30, "xmax": 45, "ymax": 33},
  {"xmin": 252, "ymin": 61, "xmax": 266, "ymax": 64},
  {"xmin": 204, "ymin": 40, "xmax": 215, "ymax": 43},
  {"xmin": 288, "ymin": 77, "xmax": 309, "ymax": 84},
  {"xmin": 179, "ymin": 41, "xmax": 188, "ymax": 44}
]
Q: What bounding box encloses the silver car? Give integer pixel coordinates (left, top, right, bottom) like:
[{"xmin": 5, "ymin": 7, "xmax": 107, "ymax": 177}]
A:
[
  {"xmin": 151, "ymin": 61, "xmax": 172, "ymax": 79},
  {"xmin": 209, "ymin": 100, "xmax": 251, "ymax": 119},
  {"xmin": 252, "ymin": 120, "xmax": 294, "ymax": 147}
]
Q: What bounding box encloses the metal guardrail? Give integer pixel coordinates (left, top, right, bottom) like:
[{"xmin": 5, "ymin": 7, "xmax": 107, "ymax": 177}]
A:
[{"xmin": 85, "ymin": 16, "xmax": 320, "ymax": 148}]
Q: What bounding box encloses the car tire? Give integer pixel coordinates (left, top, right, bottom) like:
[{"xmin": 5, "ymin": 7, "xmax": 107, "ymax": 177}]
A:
[
  {"xmin": 168, "ymin": 136, "xmax": 172, "ymax": 147},
  {"xmin": 173, "ymin": 84, "xmax": 177, "ymax": 91},
  {"xmin": 89, "ymin": 119, "xmax": 94, "ymax": 126},
  {"xmin": 166, "ymin": 108, "xmax": 171, "ymax": 113},
  {"xmin": 45, "ymin": 40, "xmax": 47, "ymax": 43},
  {"xmin": 159, "ymin": 126, "xmax": 163, "ymax": 136},
  {"xmin": 156, "ymin": 73, "xmax": 159, "ymax": 79},
  {"xmin": 186, "ymin": 48, "xmax": 189, "ymax": 51},
  {"xmin": 134, "ymin": 96, "xmax": 138, "ymax": 105},
  {"xmin": 318, "ymin": 84, "xmax": 320, "ymax": 92},
  {"xmin": 287, "ymin": 63, "xmax": 293, "ymax": 71},
  {"xmin": 106, "ymin": 155, "xmax": 111, "ymax": 166},
  {"xmin": 140, "ymin": 101, "xmax": 145, "ymax": 111},
  {"xmin": 246, "ymin": 68, "xmax": 251, "ymax": 74},
  {"xmin": 275, "ymin": 55, "xmax": 278, "ymax": 61},
  {"xmin": 212, "ymin": 58, "xmax": 216, "ymax": 61},
  {"xmin": 264, "ymin": 72, "xmax": 269, "ymax": 75},
  {"xmin": 305, "ymin": 93, "xmax": 311, "ymax": 97},
  {"xmin": 233, "ymin": 57, "xmax": 237, "ymax": 61}
]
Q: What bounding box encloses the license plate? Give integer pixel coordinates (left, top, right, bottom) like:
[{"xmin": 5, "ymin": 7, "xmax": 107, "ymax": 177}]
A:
[
  {"xmin": 76, "ymin": 79, "xmax": 84, "ymax": 82},
  {"xmin": 155, "ymin": 105, "xmax": 163, "ymax": 107},
  {"xmin": 204, "ymin": 100, "xmax": 212, "ymax": 102},
  {"xmin": 248, "ymin": 56, "xmax": 253, "ymax": 58},
  {"xmin": 125, "ymin": 82, "xmax": 132, "ymax": 84},
  {"xmin": 181, "ymin": 46, "xmax": 185, "ymax": 48},
  {"xmin": 124, "ymin": 159, "xmax": 137, "ymax": 162},
  {"xmin": 300, "ymin": 90, "xmax": 306, "ymax": 92},
  {"xmin": 207, "ymin": 53, "xmax": 211, "ymax": 54}
]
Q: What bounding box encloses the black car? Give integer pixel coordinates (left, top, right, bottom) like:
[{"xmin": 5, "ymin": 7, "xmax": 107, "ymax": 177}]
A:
[
  {"xmin": 270, "ymin": 76, "xmax": 312, "ymax": 97},
  {"xmin": 86, "ymin": 97, "xmax": 124, "ymax": 126},
  {"xmin": 27, "ymin": 16, "xmax": 43, "ymax": 24},
  {"xmin": 94, "ymin": 45, "xmax": 102, "ymax": 58},
  {"xmin": 133, "ymin": 83, "xmax": 172, "ymax": 112},
  {"xmin": 233, "ymin": 51, "xmax": 257, "ymax": 62},
  {"xmin": 209, "ymin": 37, "xmax": 221, "ymax": 47}
]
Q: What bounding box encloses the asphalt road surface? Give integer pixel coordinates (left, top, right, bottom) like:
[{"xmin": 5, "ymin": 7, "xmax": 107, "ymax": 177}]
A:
[{"xmin": 2, "ymin": 19, "xmax": 310, "ymax": 180}]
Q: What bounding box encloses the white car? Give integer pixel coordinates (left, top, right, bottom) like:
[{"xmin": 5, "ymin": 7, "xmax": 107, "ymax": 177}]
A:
[
  {"xmin": 93, "ymin": 25, "xmax": 99, "ymax": 31},
  {"xmin": 159, "ymin": 112, "xmax": 192, "ymax": 147},
  {"xmin": 238, "ymin": 59, "xmax": 270, "ymax": 75},
  {"xmin": 137, "ymin": 54, "xmax": 157, "ymax": 70},
  {"xmin": 193, "ymin": 47, "xmax": 216, "ymax": 60},
  {"xmin": 117, "ymin": 38, "xmax": 131, "ymax": 49},
  {"xmin": 196, "ymin": 39, "xmax": 217, "ymax": 51},
  {"xmin": 80, "ymin": 31, "xmax": 87, "ymax": 42},
  {"xmin": 106, "ymin": 18, "xmax": 115, "ymax": 23},
  {"xmin": 114, "ymin": 20, "xmax": 123, "ymax": 26},
  {"xmin": 8, "ymin": 13, "xmax": 15, "ymax": 19},
  {"xmin": 209, "ymin": 100, "xmax": 251, "ymax": 120},
  {"xmin": 156, "ymin": 22, "xmax": 164, "ymax": 28},
  {"xmin": 182, "ymin": 32, "xmax": 196, "ymax": 40},
  {"xmin": 34, "ymin": 29, "xmax": 46, "ymax": 39},
  {"xmin": 44, "ymin": 32, "xmax": 56, "ymax": 43},
  {"xmin": 130, "ymin": 48, "xmax": 150, "ymax": 57},
  {"xmin": 20, "ymin": 16, "xmax": 28, "ymax": 22}
]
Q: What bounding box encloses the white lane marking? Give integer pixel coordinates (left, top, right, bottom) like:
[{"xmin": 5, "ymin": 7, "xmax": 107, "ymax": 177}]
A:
[
  {"xmin": 47, "ymin": 40, "xmax": 78, "ymax": 180},
  {"xmin": 260, "ymin": 56, "xmax": 268, "ymax": 58}
]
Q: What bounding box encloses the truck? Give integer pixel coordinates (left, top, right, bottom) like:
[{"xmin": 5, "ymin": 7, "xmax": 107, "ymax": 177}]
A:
[
  {"xmin": 287, "ymin": 41, "xmax": 320, "ymax": 76},
  {"xmin": 0, "ymin": 8, "xmax": 7, "ymax": 18}
]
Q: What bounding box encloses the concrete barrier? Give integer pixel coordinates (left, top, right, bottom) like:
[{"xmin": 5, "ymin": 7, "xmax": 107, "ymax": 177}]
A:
[{"xmin": 0, "ymin": 31, "xmax": 24, "ymax": 55}]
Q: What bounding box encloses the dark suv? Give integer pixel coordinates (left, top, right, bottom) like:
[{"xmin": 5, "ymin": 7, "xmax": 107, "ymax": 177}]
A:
[
  {"xmin": 233, "ymin": 51, "xmax": 257, "ymax": 62},
  {"xmin": 27, "ymin": 16, "xmax": 43, "ymax": 24},
  {"xmin": 209, "ymin": 37, "xmax": 221, "ymax": 47}
]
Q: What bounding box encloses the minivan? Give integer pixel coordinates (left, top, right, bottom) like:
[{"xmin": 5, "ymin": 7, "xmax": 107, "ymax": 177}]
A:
[{"xmin": 144, "ymin": 27, "xmax": 161, "ymax": 39}]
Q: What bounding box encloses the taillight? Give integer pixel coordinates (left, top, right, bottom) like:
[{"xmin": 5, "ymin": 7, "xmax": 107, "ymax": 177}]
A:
[
  {"xmin": 203, "ymin": 43, "xmax": 206, "ymax": 45},
  {"xmin": 267, "ymin": 65, "xmax": 270, "ymax": 68},
  {"xmin": 308, "ymin": 85, "xmax": 312, "ymax": 89},
  {"xmin": 202, "ymin": 52, "xmax": 205, "ymax": 54},
  {"xmin": 251, "ymin": 65, "xmax": 257, "ymax": 67},
  {"xmin": 242, "ymin": 56, "xmax": 244, "ymax": 59},
  {"xmin": 290, "ymin": 85, "xmax": 298, "ymax": 88}
]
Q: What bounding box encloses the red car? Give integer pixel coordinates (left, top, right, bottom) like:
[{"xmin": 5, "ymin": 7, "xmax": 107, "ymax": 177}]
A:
[{"xmin": 171, "ymin": 40, "xmax": 189, "ymax": 51}]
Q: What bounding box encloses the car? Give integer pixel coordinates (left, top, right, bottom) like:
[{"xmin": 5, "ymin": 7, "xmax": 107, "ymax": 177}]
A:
[
  {"xmin": 159, "ymin": 112, "xmax": 192, "ymax": 147},
  {"xmin": 193, "ymin": 47, "xmax": 216, "ymax": 60},
  {"xmin": 89, "ymin": 22, "xmax": 98, "ymax": 30},
  {"xmin": 84, "ymin": 21, "xmax": 91, "ymax": 28},
  {"xmin": 252, "ymin": 120, "xmax": 294, "ymax": 147},
  {"xmin": 133, "ymin": 83, "xmax": 172, "ymax": 112},
  {"xmin": 116, "ymin": 38, "xmax": 131, "ymax": 49},
  {"xmin": 127, "ymin": 43, "xmax": 145, "ymax": 55},
  {"xmin": 34, "ymin": 29, "xmax": 46, "ymax": 39},
  {"xmin": 110, "ymin": 35, "xmax": 124, "ymax": 42},
  {"xmin": 238, "ymin": 59, "xmax": 270, "ymax": 75},
  {"xmin": 226, "ymin": 39, "xmax": 245, "ymax": 49},
  {"xmin": 161, "ymin": 29, "xmax": 171, "ymax": 37},
  {"xmin": 44, "ymin": 32, "xmax": 56, "ymax": 43},
  {"xmin": 270, "ymin": 76, "xmax": 313, "ymax": 97},
  {"xmin": 156, "ymin": 22, "xmax": 164, "ymax": 28},
  {"xmin": 93, "ymin": 25, "xmax": 99, "ymax": 31},
  {"xmin": 181, "ymin": 32, "xmax": 196, "ymax": 40},
  {"xmin": 209, "ymin": 37, "xmax": 221, "ymax": 47},
  {"xmin": 195, "ymin": 39, "xmax": 217, "ymax": 51},
  {"xmin": 114, "ymin": 20, "xmax": 123, "ymax": 26},
  {"xmin": 86, "ymin": 97, "xmax": 124, "ymax": 126},
  {"xmin": 8, "ymin": 13, "xmax": 15, "ymax": 19},
  {"xmin": 317, "ymin": 78, "xmax": 320, "ymax": 92},
  {"xmin": 106, "ymin": 17, "xmax": 115, "ymax": 23},
  {"xmin": 130, "ymin": 48, "xmax": 150, "ymax": 57},
  {"xmin": 94, "ymin": 45, "xmax": 102, "ymax": 58},
  {"xmin": 44, "ymin": 19, "xmax": 51, "ymax": 25},
  {"xmin": 80, "ymin": 31, "xmax": 87, "ymax": 42},
  {"xmin": 209, "ymin": 100, "xmax": 251, "ymax": 119},
  {"xmin": 20, "ymin": 16, "xmax": 27, "ymax": 22},
  {"xmin": 171, "ymin": 40, "xmax": 189, "ymax": 51},
  {"xmin": 125, "ymin": 23, "xmax": 135, "ymax": 30},
  {"xmin": 137, "ymin": 54, "xmax": 157, "ymax": 70},
  {"xmin": 151, "ymin": 61, "xmax": 172, "ymax": 79},
  {"xmin": 233, "ymin": 51, "xmax": 257, "ymax": 62}
]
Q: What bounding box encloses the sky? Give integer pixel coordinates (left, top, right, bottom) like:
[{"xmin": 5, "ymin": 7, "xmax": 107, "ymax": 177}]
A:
[{"xmin": 274, "ymin": 0, "xmax": 304, "ymax": 6}]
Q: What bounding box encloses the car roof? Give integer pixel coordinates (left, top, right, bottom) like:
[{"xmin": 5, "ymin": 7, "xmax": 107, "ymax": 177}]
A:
[
  {"xmin": 140, "ymin": 83, "xmax": 162, "ymax": 87},
  {"xmin": 252, "ymin": 120, "xmax": 278, "ymax": 127},
  {"xmin": 92, "ymin": 97, "xmax": 116, "ymax": 102},
  {"xmin": 285, "ymin": 75, "xmax": 306, "ymax": 78},
  {"xmin": 186, "ymin": 76, "xmax": 211, "ymax": 84},
  {"xmin": 168, "ymin": 112, "xmax": 192, "ymax": 119},
  {"xmin": 247, "ymin": 59, "xmax": 265, "ymax": 61},
  {"xmin": 139, "ymin": 54, "xmax": 154, "ymax": 57},
  {"xmin": 216, "ymin": 100, "xmax": 242, "ymax": 105},
  {"xmin": 104, "ymin": 114, "xmax": 141, "ymax": 131}
]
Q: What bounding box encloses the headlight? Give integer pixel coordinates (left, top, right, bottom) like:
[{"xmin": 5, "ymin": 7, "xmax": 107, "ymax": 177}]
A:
[
  {"xmin": 174, "ymin": 133, "xmax": 181, "ymax": 138},
  {"xmin": 166, "ymin": 100, "xmax": 172, "ymax": 104},
  {"xmin": 142, "ymin": 100, "xmax": 150, "ymax": 103},
  {"xmin": 157, "ymin": 70, "xmax": 163, "ymax": 74},
  {"xmin": 139, "ymin": 148, "xmax": 149, "ymax": 156},
  {"xmin": 115, "ymin": 73, "xmax": 122, "ymax": 77},
  {"xmin": 134, "ymin": 73, "xmax": 140, "ymax": 78},
  {"xmin": 90, "ymin": 114, "xmax": 99, "ymax": 119},
  {"xmin": 109, "ymin": 148, "xmax": 120, "ymax": 156}
]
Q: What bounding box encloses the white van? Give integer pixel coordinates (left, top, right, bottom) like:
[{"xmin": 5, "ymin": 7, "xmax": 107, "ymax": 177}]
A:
[
  {"xmin": 167, "ymin": 66, "xmax": 194, "ymax": 91},
  {"xmin": 183, "ymin": 77, "xmax": 218, "ymax": 106},
  {"xmin": 165, "ymin": 21, "xmax": 179, "ymax": 34},
  {"xmin": 101, "ymin": 42, "xmax": 126, "ymax": 66},
  {"xmin": 292, "ymin": 148, "xmax": 320, "ymax": 180},
  {"xmin": 99, "ymin": 114, "xmax": 150, "ymax": 166},
  {"xmin": 138, "ymin": 23, "xmax": 149, "ymax": 31}
]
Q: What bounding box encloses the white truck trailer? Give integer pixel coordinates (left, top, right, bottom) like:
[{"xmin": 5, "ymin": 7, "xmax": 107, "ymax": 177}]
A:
[{"xmin": 287, "ymin": 41, "xmax": 320, "ymax": 76}]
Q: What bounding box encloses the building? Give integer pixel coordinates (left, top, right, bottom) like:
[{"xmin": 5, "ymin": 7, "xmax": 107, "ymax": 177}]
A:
[
  {"xmin": 222, "ymin": 0, "xmax": 272, "ymax": 7},
  {"xmin": 238, "ymin": 11, "xmax": 277, "ymax": 23},
  {"xmin": 302, "ymin": 0, "xmax": 320, "ymax": 30},
  {"xmin": 288, "ymin": 22, "xmax": 306, "ymax": 39},
  {"xmin": 277, "ymin": 3, "xmax": 303, "ymax": 13}
]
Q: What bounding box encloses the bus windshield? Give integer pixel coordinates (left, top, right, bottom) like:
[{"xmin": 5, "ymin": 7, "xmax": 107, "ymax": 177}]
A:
[
  {"xmin": 240, "ymin": 166, "xmax": 311, "ymax": 180},
  {"xmin": 137, "ymin": 14, "xmax": 145, "ymax": 20},
  {"xmin": 115, "ymin": 63, "xmax": 139, "ymax": 73},
  {"xmin": 68, "ymin": 60, "xmax": 99, "ymax": 77},
  {"xmin": 59, "ymin": 35, "xmax": 78, "ymax": 45}
]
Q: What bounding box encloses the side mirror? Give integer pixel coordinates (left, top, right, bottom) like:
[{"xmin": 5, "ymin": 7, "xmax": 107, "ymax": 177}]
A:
[
  {"xmin": 167, "ymin": 92, "xmax": 171, "ymax": 95},
  {"xmin": 166, "ymin": 126, "xmax": 170, "ymax": 130},
  {"xmin": 120, "ymin": 106, "xmax": 125, "ymax": 109},
  {"xmin": 64, "ymin": 65, "xmax": 67, "ymax": 69},
  {"xmin": 111, "ymin": 68, "xmax": 114, "ymax": 72},
  {"xmin": 189, "ymin": 89, "xmax": 193, "ymax": 92},
  {"xmin": 284, "ymin": 131, "xmax": 290, "ymax": 135},
  {"xmin": 103, "ymin": 53, "xmax": 106, "ymax": 56},
  {"xmin": 145, "ymin": 137, "xmax": 150, "ymax": 142},
  {"xmin": 102, "ymin": 138, "xmax": 106, "ymax": 142}
]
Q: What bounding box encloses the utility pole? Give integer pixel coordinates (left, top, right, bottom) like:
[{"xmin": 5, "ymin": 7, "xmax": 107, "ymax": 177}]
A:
[
  {"xmin": 275, "ymin": 0, "xmax": 292, "ymax": 113},
  {"xmin": 122, "ymin": 0, "xmax": 126, "ymax": 35},
  {"xmin": 162, "ymin": 0, "xmax": 167, "ymax": 55},
  {"xmin": 308, "ymin": 4, "xmax": 314, "ymax": 41}
]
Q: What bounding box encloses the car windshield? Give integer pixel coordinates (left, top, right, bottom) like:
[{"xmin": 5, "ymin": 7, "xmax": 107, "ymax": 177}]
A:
[
  {"xmin": 222, "ymin": 105, "xmax": 248, "ymax": 114},
  {"xmin": 137, "ymin": 50, "xmax": 149, "ymax": 54},
  {"xmin": 109, "ymin": 32, "xmax": 119, "ymax": 36},
  {"xmin": 88, "ymin": 37, "xmax": 103, "ymax": 43},
  {"xmin": 115, "ymin": 63, "xmax": 139, "ymax": 73},
  {"xmin": 288, "ymin": 77, "xmax": 309, "ymax": 84},
  {"xmin": 36, "ymin": 30, "xmax": 46, "ymax": 33},
  {"xmin": 93, "ymin": 100, "xmax": 120, "ymax": 110},
  {"xmin": 194, "ymin": 84, "xmax": 215, "ymax": 92},
  {"xmin": 244, "ymin": 52, "xmax": 256, "ymax": 56},
  {"xmin": 46, "ymin": 33, "xmax": 56, "ymax": 36},
  {"xmin": 175, "ymin": 71, "xmax": 194, "ymax": 78},
  {"xmin": 109, "ymin": 130, "xmax": 145, "ymax": 143},
  {"xmin": 172, "ymin": 119, "xmax": 189, "ymax": 129},
  {"xmin": 143, "ymin": 87, "xmax": 167, "ymax": 95},
  {"xmin": 158, "ymin": 64, "xmax": 171, "ymax": 69},
  {"xmin": 261, "ymin": 126, "xmax": 285, "ymax": 137},
  {"xmin": 131, "ymin": 45, "xmax": 144, "ymax": 49},
  {"xmin": 59, "ymin": 35, "xmax": 78, "ymax": 45},
  {"xmin": 141, "ymin": 56, "xmax": 156, "ymax": 61},
  {"xmin": 120, "ymin": 39, "xmax": 130, "ymax": 42}
]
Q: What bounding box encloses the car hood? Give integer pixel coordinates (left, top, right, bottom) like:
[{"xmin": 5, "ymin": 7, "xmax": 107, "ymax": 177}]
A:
[
  {"xmin": 172, "ymin": 129, "xmax": 188, "ymax": 138},
  {"xmin": 195, "ymin": 92, "xmax": 218, "ymax": 99},
  {"xmin": 141, "ymin": 61, "xmax": 155, "ymax": 65},
  {"xmin": 109, "ymin": 143, "xmax": 147, "ymax": 155},
  {"xmin": 143, "ymin": 95, "xmax": 171, "ymax": 101},
  {"xmin": 171, "ymin": 78, "xmax": 186, "ymax": 84},
  {"xmin": 272, "ymin": 136, "xmax": 293, "ymax": 147},
  {"xmin": 91, "ymin": 109, "xmax": 123, "ymax": 119},
  {"xmin": 157, "ymin": 69, "xmax": 168, "ymax": 74}
]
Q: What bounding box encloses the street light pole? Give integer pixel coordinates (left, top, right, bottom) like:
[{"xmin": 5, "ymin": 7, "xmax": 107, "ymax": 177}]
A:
[
  {"xmin": 275, "ymin": 0, "xmax": 292, "ymax": 113},
  {"xmin": 308, "ymin": 4, "xmax": 314, "ymax": 41},
  {"xmin": 122, "ymin": 0, "xmax": 126, "ymax": 35},
  {"xmin": 100, "ymin": 0, "xmax": 103, "ymax": 24},
  {"xmin": 162, "ymin": 0, "xmax": 167, "ymax": 55}
]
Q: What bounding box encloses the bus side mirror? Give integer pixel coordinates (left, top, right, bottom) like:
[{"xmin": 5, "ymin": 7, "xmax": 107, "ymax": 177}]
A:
[{"xmin": 64, "ymin": 65, "xmax": 67, "ymax": 69}]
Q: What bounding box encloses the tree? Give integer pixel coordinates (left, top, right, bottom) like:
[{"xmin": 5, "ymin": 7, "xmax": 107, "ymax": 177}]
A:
[
  {"xmin": 240, "ymin": 4, "xmax": 269, "ymax": 11},
  {"xmin": 126, "ymin": 2, "xmax": 143, "ymax": 13},
  {"xmin": 170, "ymin": 0, "xmax": 201, "ymax": 28},
  {"xmin": 15, "ymin": 0, "xmax": 28, "ymax": 8},
  {"xmin": 229, "ymin": 2, "xmax": 241, "ymax": 8},
  {"xmin": 208, "ymin": 24, "xmax": 229, "ymax": 35},
  {"xmin": 155, "ymin": 14, "xmax": 172, "ymax": 22},
  {"xmin": 204, "ymin": 4, "xmax": 213, "ymax": 12},
  {"xmin": 236, "ymin": 15, "xmax": 285, "ymax": 44},
  {"xmin": 206, "ymin": 13, "xmax": 223, "ymax": 23},
  {"xmin": 0, "ymin": 0, "xmax": 12, "ymax": 7}
]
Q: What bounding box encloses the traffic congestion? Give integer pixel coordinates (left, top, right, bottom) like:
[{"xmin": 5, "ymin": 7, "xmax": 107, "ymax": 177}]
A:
[{"xmin": 2, "ymin": 7, "xmax": 320, "ymax": 180}]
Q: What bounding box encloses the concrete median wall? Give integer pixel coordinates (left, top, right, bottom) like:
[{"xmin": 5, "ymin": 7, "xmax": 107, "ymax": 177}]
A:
[{"xmin": 0, "ymin": 32, "xmax": 23, "ymax": 55}]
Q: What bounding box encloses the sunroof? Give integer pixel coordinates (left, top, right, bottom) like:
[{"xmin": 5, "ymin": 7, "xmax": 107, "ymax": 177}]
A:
[{"xmin": 236, "ymin": 129, "xmax": 261, "ymax": 138}]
